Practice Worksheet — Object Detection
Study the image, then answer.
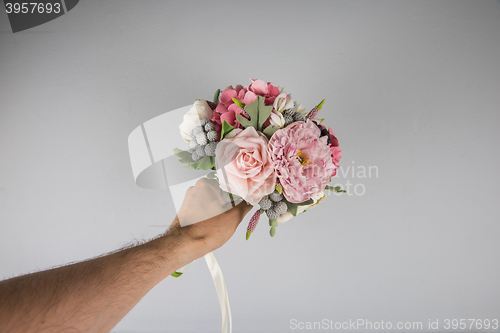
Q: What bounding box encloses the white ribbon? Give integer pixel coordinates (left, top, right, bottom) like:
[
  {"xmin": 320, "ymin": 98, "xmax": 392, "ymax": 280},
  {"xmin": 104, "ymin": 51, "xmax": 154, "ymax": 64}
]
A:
[
  {"xmin": 205, "ymin": 252, "xmax": 232, "ymax": 333},
  {"xmin": 127, "ymin": 105, "xmax": 232, "ymax": 333}
]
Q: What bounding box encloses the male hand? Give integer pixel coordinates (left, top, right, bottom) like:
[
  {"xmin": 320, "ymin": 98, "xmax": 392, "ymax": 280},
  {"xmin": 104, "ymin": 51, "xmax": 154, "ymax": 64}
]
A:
[{"xmin": 167, "ymin": 178, "xmax": 253, "ymax": 259}]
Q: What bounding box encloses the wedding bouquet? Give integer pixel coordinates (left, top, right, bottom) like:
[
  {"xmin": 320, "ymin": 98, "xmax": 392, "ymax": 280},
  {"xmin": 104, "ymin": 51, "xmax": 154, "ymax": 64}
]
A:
[
  {"xmin": 128, "ymin": 78, "xmax": 345, "ymax": 331},
  {"xmin": 174, "ymin": 78, "xmax": 345, "ymax": 239}
]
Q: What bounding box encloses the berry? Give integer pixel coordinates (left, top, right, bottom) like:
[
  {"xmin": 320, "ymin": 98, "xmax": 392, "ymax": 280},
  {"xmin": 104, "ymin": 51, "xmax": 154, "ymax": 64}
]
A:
[
  {"xmin": 269, "ymin": 190, "xmax": 283, "ymax": 202},
  {"xmin": 283, "ymin": 109, "xmax": 295, "ymax": 118},
  {"xmin": 274, "ymin": 201, "xmax": 287, "ymax": 215},
  {"xmin": 196, "ymin": 132, "xmax": 208, "ymax": 145},
  {"xmin": 293, "ymin": 112, "xmax": 305, "ymax": 122},
  {"xmin": 192, "ymin": 126, "xmax": 204, "ymax": 135},
  {"xmin": 195, "ymin": 145, "xmax": 206, "ymax": 157},
  {"xmin": 313, "ymin": 121, "xmax": 322, "ymax": 129},
  {"xmin": 204, "ymin": 142, "xmax": 217, "ymax": 156},
  {"xmin": 204, "ymin": 122, "xmax": 215, "ymax": 132},
  {"xmin": 200, "ymin": 119, "xmax": 209, "ymax": 126},
  {"xmin": 266, "ymin": 208, "xmax": 279, "ymax": 220},
  {"xmin": 191, "ymin": 151, "xmax": 202, "ymax": 161},
  {"xmin": 188, "ymin": 140, "xmax": 198, "ymax": 149},
  {"xmin": 207, "ymin": 130, "xmax": 218, "ymax": 142},
  {"xmin": 258, "ymin": 197, "xmax": 272, "ymax": 210}
]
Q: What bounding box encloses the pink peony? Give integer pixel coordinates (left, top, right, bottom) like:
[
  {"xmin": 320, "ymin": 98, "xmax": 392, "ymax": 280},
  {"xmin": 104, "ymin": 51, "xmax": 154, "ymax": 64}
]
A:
[
  {"xmin": 328, "ymin": 127, "xmax": 341, "ymax": 177},
  {"xmin": 315, "ymin": 121, "xmax": 342, "ymax": 177},
  {"xmin": 268, "ymin": 120, "xmax": 336, "ymax": 203},
  {"xmin": 211, "ymin": 85, "xmax": 256, "ymax": 135},
  {"xmin": 246, "ymin": 78, "xmax": 281, "ymax": 106},
  {"xmin": 215, "ymin": 127, "xmax": 276, "ymax": 205}
]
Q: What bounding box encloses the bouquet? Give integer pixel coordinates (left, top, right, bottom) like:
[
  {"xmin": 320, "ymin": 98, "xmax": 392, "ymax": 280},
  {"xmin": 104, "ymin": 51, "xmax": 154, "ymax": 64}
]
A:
[
  {"xmin": 128, "ymin": 78, "xmax": 346, "ymax": 332},
  {"xmin": 174, "ymin": 78, "xmax": 345, "ymax": 239}
]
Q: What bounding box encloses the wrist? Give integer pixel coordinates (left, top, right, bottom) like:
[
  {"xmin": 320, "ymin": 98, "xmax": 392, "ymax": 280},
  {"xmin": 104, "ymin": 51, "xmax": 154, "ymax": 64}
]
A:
[{"xmin": 159, "ymin": 202, "xmax": 254, "ymax": 272}]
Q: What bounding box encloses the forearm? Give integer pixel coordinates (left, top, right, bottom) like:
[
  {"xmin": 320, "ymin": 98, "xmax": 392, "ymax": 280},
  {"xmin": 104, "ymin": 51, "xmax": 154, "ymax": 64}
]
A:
[
  {"xmin": 0, "ymin": 200, "xmax": 251, "ymax": 333},
  {"xmin": 0, "ymin": 231, "xmax": 196, "ymax": 333}
]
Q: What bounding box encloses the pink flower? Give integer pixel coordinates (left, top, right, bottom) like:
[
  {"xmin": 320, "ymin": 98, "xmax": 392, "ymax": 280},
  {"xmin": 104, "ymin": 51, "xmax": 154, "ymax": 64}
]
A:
[
  {"xmin": 211, "ymin": 79, "xmax": 283, "ymax": 135},
  {"xmin": 246, "ymin": 78, "xmax": 281, "ymax": 106},
  {"xmin": 219, "ymin": 84, "xmax": 256, "ymax": 106},
  {"xmin": 328, "ymin": 127, "xmax": 341, "ymax": 177},
  {"xmin": 268, "ymin": 120, "xmax": 336, "ymax": 203},
  {"xmin": 215, "ymin": 127, "xmax": 276, "ymax": 205},
  {"xmin": 211, "ymin": 85, "xmax": 257, "ymax": 135},
  {"xmin": 313, "ymin": 121, "xmax": 342, "ymax": 177}
]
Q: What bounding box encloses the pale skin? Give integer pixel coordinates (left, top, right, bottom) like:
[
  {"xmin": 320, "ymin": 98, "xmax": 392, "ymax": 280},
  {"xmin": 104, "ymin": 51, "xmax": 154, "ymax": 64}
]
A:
[{"xmin": 0, "ymin": 178, "xmax": 252, "ymax": 333}]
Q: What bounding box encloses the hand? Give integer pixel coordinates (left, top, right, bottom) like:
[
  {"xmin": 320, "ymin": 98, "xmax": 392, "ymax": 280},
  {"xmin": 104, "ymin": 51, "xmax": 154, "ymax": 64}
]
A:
[
  {"xmin": 166, "ymin": 178, "xmax": 253, "ymax": 259},
  {"xmin": 0, "ymin": 179, "xmax": 251, "ymax": 333}
]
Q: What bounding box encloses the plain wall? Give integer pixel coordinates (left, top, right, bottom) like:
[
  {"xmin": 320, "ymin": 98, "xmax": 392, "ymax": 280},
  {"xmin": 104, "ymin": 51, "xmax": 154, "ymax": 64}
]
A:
[{"xmin": 1, "ymin": 1, "xmax": 499, "ymax": 332}]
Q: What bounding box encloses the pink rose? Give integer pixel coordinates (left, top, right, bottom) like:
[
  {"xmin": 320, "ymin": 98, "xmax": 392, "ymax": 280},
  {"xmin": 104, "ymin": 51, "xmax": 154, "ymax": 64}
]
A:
[
  {"xmin": 246, "ymin": 78, "xmax": 281, "ymax": 106},
  {"xmin": 215, "ymin": 127, "xmax": 276, "ymax": 205},
  {"xmin": 211, "ymin": 85, "xmax": 256, "ymax": 135}
]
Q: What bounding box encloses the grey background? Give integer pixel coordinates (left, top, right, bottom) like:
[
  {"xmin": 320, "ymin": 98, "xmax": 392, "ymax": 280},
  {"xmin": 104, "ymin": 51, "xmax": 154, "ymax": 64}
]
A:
[{"xmin": 1, "ymin": 1, "xmax": 500, "ymax": 332}]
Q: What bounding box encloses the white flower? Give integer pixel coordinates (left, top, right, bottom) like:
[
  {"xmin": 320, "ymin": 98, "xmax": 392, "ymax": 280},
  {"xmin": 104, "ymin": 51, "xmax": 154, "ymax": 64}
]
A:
[
  {"xmin": 273, "ymin": 92, "xmax": 294, "ymax": 112},
  {"xmin": 276, "ymin": 191, "xmax": 326, "ymax": 223},
  {"xmin": 269, "ymin": 109, "xmax": 285, "ymax": 128},
  {"xmin": 179, "ymin": 100, "xmax": 213, "ymax": 142},
  {"xmin": 295, "ymin": 103, "xmax": 306, "ymax": 115}
]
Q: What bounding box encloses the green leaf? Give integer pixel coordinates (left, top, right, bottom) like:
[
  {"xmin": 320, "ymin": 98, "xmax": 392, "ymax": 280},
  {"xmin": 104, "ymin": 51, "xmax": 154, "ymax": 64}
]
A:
[
  {"xmin": 263, "ymin": 124, "xmax": 280, "ymax": 139},
  {"xmin": 207, "ymin": 171, "xmax": 217, "ymax": 179},
  {"xmin": 325, "ymin": 185, "xmax": 347, "ymax": 193},
  {"xmin": 302, "ymin": 198, "xmax": 315, "ymax": 205},
  {"xmin": 270, "ymin": 226, "xmax": 276, "ymax": 237},
  {"xmin": 232, "ymin": 98, "xmax": 244, "ymax": 109},
  {"xmin": 190, "ymin": 155, "xmax": 214, "ymax": 170},
  {"xmin": 220, "ymin": 120, "xmax": 235, "ymax": 140},
  {"xmin": 235, "ymin": 96, "xmax": 273, "ymax": 132},
  {"xmin": 316, "ymin": 99, "xmax": 325, "ymax": 110},
  {"xmin": 284, "ymin": 200, "xmax": 298, "ymax": 217},
  {"xmin": 213, "ymin": 89, "xmax": 221, "ymax": 105},
  {"xmin": 284, "ymin": 198, "xmax": 315, "ymax": 217},
  {"xmin": 171, "ymin": 272, "xmax": 183, "ymax": 278},
  {"xmin": 174, "ymin": 147, "xmax": 215, "ymax": 170},
  {"xmin": 173, "ymin": 148, "xmax": 194, "ymax": 164},
  {"xmin": 275, "ymin": 184, "xmax": 282, "ymax": 194}
]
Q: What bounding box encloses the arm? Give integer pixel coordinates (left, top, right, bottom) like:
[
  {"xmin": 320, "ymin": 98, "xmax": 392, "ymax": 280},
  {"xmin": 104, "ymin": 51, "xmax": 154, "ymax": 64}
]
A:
[{"xmin": 0, "ymin": 179, "xmax": 252, "ymax": 333}]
